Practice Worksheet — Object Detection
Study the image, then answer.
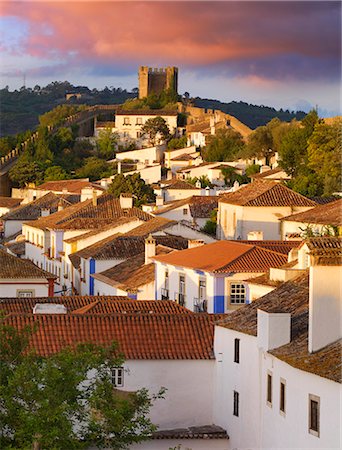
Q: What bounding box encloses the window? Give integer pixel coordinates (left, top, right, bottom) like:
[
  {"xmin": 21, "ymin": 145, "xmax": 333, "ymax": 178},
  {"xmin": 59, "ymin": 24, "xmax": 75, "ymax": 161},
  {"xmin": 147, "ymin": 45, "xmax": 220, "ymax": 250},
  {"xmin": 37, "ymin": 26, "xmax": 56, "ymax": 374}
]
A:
[
  {"xmin": 111, "ymin": 367, "xmax": 124, "ymax": 387},
  {"xmin": 17, "ymin": 290, "xmax": 34, "ymax": 298},
  {"xmin": 267, "ymin": 372, "xmax": 272, "ymax": 406},
  {"xmin": 233, "ymin": 391, "xmax": 239, "ymax": 417},
  {"xmin": 230, "ymin": 283, "xmax": 246, "ymax": 304},
  {"xmin": 280, "ymin": 379, "xmax": 286, "ymax": 414},
  {"xmin": 183, "ymin": 208, "xmax": 188, "ymax": 215},
  {"xmin": 123, "ymin": 117, "xmax": 130, "ymax": 125},
  {"xmin": 136, "ymin": 117, "xmax": 142, "ymax": 125},
  {"xmin": 164, "ymin": 270, "xmax": 169, "ymax": 290},
  {"xmin": 309, "ymin": 394, "xmax": 320, "ymax": 437},
  {"xmin": 137, "ymin": 131, "xmax": 143, "ymax": 138},
  {"xmin": 234, "ymin": 338, "xmax": 240, "ymax": 363},
  {"xmin": 179, "ymin": 274, "xmax": 185, "ymax": 294},
  {"xmin": 199, "ymin": 279, "xmax": 206, "ymax": 300}
]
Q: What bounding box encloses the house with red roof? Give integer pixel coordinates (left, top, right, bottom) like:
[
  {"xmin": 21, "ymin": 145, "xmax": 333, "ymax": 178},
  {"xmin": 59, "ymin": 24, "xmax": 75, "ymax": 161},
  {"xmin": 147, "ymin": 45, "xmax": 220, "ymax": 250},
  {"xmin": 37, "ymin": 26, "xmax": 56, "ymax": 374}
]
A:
[
  {"xmin": 217, "ymin": 181, "xmax": 316, "ymax": 240},
  {"xmin": 152, "ymin": 240, "xmax": 299, "ymax": 313}
]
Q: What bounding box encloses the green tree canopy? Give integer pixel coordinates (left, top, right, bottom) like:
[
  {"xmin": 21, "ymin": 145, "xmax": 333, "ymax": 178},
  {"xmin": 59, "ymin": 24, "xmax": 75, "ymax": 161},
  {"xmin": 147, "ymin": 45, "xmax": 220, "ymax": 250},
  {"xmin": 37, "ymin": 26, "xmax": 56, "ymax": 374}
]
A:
[
  {"xmin": 108, "ymin": 173, "xmax": 156, "ymax": 206},
  {"xmin": 76, "ymin": 157, "xmax": 113, "ymax": 181},
  {"xmin": 0, "ymin": 320, "xmax": 161, "ymax": 450},
  {"xmin": 141, "ymin": 117, "xmax": 171, "ymax": 146},
  {"xmin": 97, "ymin": 128, "xmax": 118, "ymax": 160},
  {"xmin": 307, "ymin": 119, "xmax": 342, "ymax": 195},
  {"xmin": 9, "ymin": 154, "xmax": 43, "ymax": 187},
  {"xmin": 204, "ymin": 128, "xmax": 244, "ymax": 162},
  {"xmin": 44, "ymin": 165, "xmax": 69, "ymax": 182}
]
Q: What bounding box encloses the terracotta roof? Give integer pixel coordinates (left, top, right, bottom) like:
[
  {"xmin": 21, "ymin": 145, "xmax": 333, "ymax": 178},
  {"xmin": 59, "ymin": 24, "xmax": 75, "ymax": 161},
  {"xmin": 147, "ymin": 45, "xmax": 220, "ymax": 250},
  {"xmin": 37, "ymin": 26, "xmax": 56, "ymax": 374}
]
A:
[
  {"xmin": 3, "ymin": 314, "xmax": 215, "ymax": 359},
  {"xmin": 4, "ymin": 241, "xmax": 25, "ymax": 256},
  {"xmin": 236, "ymin": 240, "xmax": 301, "ymax": 255},
  {"xmin": 280, "ymin": 198, "xmax": 342, "ymax": 227},
  {"xmin": 153, "ymin": 240, "xmax": 287, "ymax": 273},
  {"xmin": 1, "ymin": 192, "xmax": 79, "ymax": 221},
  {"xmin": 0, "ymin": 249, "xmax": 56, "ymax": 280},
  {"xmin": 0, "ymin": 197, "xmax": 22, "ymax": 208},
  {"xmin": 26, "ymin": 194, "xmax": 152, "ymax": 231},
  {"xmin": 187, "ymin": 120, "xmax": 211, "ymax": 134},
  {"xmin": 91, "ymin": 246, "xmax": 172, "ymax": 292},
  {"xmin": 0, "ymin": 296, "xmax": 191, "ymax": 315},
  {"xmin": 70, "ymin": 218, "xmax": 187, "ymax": 263},
  {"xmin": 63, "ymin": 217, "xmax": 139, "ymax": 244},
  {"xmin": 304, "ymin": 237, "xmax": 342, "ymax": 266},
  {"xmin": 153, "ymin": 425, "xmax": 228, "ymax": 440},
  {"xmin": 36, "ymin": 179, "xmax": 104, "ymax": 194},
  {"xmin": 170, "ymin": 153, "xmax": 197, "ymax": 161},
  {"xmin": 176, "ymin": 162, "xmax": 213, "ymax": 173},
  {"xmin": 116, "ymin": 109, "xmax": 178, "ymax": 116},
  {"xmin": 154, "ymin": 196, "xmax": 218, "ymax": 218},
  {"xmin": 161, "ymin": 179, "xmax": 201, "ymax": 190},
  {"xmin": 250, "ymin": 168, "xmax": 290, "ymax": 180},
  {"xmin": 217, "ymin": 273, "xmax": 341, "ymax": 383},
  {"xmin": 308, "ymin": 196, "xmax": 340, "ymax": 205},
  {"xmin": 219, "ymin": 181, "xmax": 316, "ymax": 207}
]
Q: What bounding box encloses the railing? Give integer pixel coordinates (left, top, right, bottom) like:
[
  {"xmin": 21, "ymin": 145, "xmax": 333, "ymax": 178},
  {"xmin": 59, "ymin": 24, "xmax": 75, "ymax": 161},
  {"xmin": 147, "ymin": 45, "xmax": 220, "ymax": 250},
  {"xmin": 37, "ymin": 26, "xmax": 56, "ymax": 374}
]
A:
[
  {"xmin": 193, "ymin": 298, "xmax": 208, "ymax": 313},
  {"xmin": 161, "ymin": 288, "xmax": 169, "ymax": 300},
  {"xmin": 174, "ymin": 292, "xmax": 186, "ymax": 307}
]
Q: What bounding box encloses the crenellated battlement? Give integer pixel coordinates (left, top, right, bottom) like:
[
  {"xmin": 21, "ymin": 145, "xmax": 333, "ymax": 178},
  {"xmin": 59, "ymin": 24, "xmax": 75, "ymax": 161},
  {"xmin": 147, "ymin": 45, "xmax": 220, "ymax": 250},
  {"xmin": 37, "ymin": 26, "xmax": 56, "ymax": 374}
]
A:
[{"xmin": 138, "ymin": 66, "xmax": 178, "ymax": 98}]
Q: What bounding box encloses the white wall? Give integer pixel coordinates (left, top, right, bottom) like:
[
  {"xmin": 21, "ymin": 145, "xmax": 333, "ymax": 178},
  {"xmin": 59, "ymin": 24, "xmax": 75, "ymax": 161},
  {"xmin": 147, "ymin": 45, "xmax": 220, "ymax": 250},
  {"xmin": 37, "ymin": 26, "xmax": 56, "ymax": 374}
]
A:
[
  {"xmin": 213, "ymin": 325, "xmax": 342, "ymax": 450},
  {"xmin": 0, "ymin": 279, "xmax": 49, "ymax": 298},
  {"xmin": 129, "ymin": 438, "xmax": 230, "ymax": 450},
  {"xmin": 122, "ymin": 164, "xmax": 162, "ymax": 184},
  {"xmin": 4, "ymin": 220, "xmax": 24, "ymax": 238},
  {"xmin": 217, "ymin": 204, "xmax": 313, "ymax": 240},
  {"xmin": 123, "ymin": 360, "xmax": 214, "ymax": 429}
]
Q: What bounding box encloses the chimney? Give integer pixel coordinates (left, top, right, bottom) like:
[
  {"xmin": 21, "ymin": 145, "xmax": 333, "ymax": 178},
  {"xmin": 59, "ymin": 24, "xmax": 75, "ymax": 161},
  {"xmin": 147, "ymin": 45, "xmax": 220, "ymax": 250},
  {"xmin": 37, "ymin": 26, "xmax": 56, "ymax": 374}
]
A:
[
  {"xmin": 145, "ymin": 234, "xmax": 156, "ymax": 264},
  {"xmin": 101, "ymin": 179, "xmax": 109, "ymax": 189},
  {"xmin": 33, "ymin": 303, "xmax": 67, "ymax": 314},
  {"xmin": 188, "ymin": 239, "xmax": 204, "ymax": 249},
  {"xmin": 41, "ymin": 208, "xmax": 50, "ymax": 217},
  {"xmin": 156, "ymin": 195, "xmax": 164, "ymax": 207},
  {"xmin": 205, "ymin": 186, "xmax": 210, "ymax": 196},
  {"xmin": 62, "ymin": 188, "xmax": 68, "ymax": 195},
  {"xmin": 260, "ymin": 165, "xmax": 271, "ymax": 174},
  {"xmin": 57, "ymin": 200, "xmax": 64, "ymax": 212},
  {"xmin": 247, "ymin": 231, "xmax": 263, "ymax": 241},
  {"xmin": 308, "ymin": 258, "xmax": 342, "ymax": 353},
  {"xmin": 120, "ymin": 193, "xmax": 133, "ymax": 209},
  {"xmin": 117, "ymin": 161, "xmax": 122, "ymax": 174},
  {"xmin": 257, "ymin": 309, "xmax": 291, "ymax": 351},
  {"xmin": 195, "ymin": 179, "xmax": 202, "ymax": 189},
  {"xmin": 92, "ymin": 189, "xmax": 98, "ymax": 207}
]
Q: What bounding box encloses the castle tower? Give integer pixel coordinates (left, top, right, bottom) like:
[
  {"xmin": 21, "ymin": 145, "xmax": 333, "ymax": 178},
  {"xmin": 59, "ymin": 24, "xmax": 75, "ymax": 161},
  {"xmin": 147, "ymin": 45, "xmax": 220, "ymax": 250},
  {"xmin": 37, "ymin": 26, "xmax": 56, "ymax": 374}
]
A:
[{"xmin": 138, "ymin": 66, "xmax": 178, "ymax": 99}]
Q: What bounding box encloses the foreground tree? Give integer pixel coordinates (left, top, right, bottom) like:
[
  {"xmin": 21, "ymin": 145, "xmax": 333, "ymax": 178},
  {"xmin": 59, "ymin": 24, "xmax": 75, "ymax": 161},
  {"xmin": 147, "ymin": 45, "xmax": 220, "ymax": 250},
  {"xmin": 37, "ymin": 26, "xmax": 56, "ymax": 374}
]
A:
[
  {"xmin": 141, "ymin": 117, "xmax": 170, "ymax": 146},
  {"xmin": 204, "ymin": 129, "xmax": 244, "ymax": 162},
  {"xmin": 97, "ymin": 128, "xmax": 118, "ymax": 160},
  {"xmin": 0, "ymin": 320, "xmax": 161, "ymax": 449},
  {"xmin": 108, "ymin": 173, "xmax": 156, "ymax": 206}
]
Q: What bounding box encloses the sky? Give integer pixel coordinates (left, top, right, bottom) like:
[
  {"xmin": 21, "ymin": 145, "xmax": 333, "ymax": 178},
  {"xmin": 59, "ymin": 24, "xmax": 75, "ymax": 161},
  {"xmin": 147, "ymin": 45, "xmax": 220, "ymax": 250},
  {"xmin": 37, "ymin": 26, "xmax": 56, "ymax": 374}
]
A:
[{"xmin": 0, "ymin": 1, "xmax": 341, "ymax": 116}]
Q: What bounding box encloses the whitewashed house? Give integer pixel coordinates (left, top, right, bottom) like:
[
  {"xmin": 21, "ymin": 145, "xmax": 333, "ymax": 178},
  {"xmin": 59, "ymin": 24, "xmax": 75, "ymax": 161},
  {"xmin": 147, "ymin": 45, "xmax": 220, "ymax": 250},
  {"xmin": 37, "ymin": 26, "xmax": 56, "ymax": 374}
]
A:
[
  {"xmin": 0, "ymin": 196, "xmax": 22, "ymax": 218},
  {"xmin": 213, "ymin": 236, "xmax": 342, "ymax": 449},
  {"xmin": 0, "ymin": 249, "xmax": 56, "ymax": 297},
  {"xmin": 152, "ymin": 195, "xmax": 218, "ymax": 229},
  {"xmin": 154, "ymin": 179, "xmax": 201, "ymax": 202},
  {"xmin": 217, "ymin": 180, "xmax": 316, "ymax": 240},
  {"xmin": 280, "ymin": 198, "xmax": 342, "ymax": 239},
  {"xmin": 153, "ymin": 240, "xmax": 292, "ymax": 313}
]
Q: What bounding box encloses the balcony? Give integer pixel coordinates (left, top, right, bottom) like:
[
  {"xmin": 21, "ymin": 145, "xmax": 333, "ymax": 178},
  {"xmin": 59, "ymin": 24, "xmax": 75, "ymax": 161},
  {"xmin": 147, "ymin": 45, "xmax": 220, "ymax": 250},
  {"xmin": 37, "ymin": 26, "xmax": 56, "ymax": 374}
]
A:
[
  {"xmin": 193, "ymin": 298, "xmax": 208, "ymax": 313},
  {"xmin": 174, "ymin": 292, "xmax": 186, "ymax": 307},
  {"xmin": 161, "ymin": 288, "xmax": 169, "ymax": 300}
]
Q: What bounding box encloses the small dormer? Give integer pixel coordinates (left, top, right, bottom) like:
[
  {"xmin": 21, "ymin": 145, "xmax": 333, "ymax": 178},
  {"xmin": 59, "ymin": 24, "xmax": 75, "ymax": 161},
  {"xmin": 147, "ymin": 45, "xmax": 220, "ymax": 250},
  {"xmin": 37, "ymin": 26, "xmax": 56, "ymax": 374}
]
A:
[{"xmin": 120, "ymin": 193, "xmax": 133, "ymax": 209}]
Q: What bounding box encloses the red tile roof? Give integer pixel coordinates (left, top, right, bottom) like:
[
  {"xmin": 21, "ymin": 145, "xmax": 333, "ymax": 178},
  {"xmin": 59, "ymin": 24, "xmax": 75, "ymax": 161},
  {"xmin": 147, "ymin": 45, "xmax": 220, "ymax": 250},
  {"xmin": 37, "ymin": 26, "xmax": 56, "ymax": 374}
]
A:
[
  {"xmin": 36, "ymin": 179, "xmax": 104, "ymax": 194},
  {"xmin": 219, "ymin": 181, "xmax": 316, "ymax": 207},
  {"xmin": 0, "ymin": 296, "xmax": 191, "ymax": 315},
  {"xmin": 153, "ymin": 196, "xmax": 218, "ymax": 218},
  {"xmin": 250, "ymin": 168, "xmax": 290, "ymax": 180},
  {"xmin": 280, "ymin": 198, "xmax": 342, "ymax": 227},
  {"xmin": 0, "ymin": 249, "xmax": 56, "ymax": 280},
  {"xmin": 235, "ymin": 240, "xmax": 301, "ymax": 255},
  {"xmin": 3, "ymin": 314, "xmax": 215, "ymax": 359},
  {"xmin": 0, "ymin": 197, "xmax": 22, "ymax": 208},
  {"xmin": 153, "ymin": 240, "xmax": 287, "ymax": 273}
]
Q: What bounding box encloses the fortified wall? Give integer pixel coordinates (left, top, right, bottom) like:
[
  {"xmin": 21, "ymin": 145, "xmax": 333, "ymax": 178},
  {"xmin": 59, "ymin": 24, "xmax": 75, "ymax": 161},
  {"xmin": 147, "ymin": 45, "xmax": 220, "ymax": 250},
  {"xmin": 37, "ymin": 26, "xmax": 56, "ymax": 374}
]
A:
[{"xmin": 138, "ymin": 66, "xmax": 178, "ymax": 99}]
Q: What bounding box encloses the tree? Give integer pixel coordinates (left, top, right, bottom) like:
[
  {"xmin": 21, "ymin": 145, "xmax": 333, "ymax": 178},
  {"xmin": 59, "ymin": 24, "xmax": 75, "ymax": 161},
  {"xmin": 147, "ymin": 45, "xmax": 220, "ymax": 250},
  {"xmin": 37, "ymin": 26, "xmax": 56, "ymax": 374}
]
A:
[
  {"xmin": 278, "ymin": 126, "xmax": 309, "ymax": 176},
  {"xmin": 9, "ymin": 155, "xmax": 43, "ymax": 187},
  {"xmin": 245, "ymin": 125, "xmax": 273, "ymax": 163},
  {"xmin": 167, "ymin": 136, "xmax": 187, "ymax": 150},
  {"xmin": 97, "ymin": 128, "xmax": 118, "ymax": 160},
  {"xmin": 44, "ymin": 165, "xmax": 69, "ymax": 181},
  {"xmin": 141, "ymin": 117, "xmax": 170, "ymax": 146},
  {"xmin": 201, "ymin": 209, "xmax": 217, "ymax": 236},
  {"xmin": 307, "ymin": 119, "xmax": 342, "ymax": 195},
  {"xmin": 204, "ymin": 129, "xmax": 244, "ymax": 162},
  {"xmin": 0, "ymin": 320, "xmax": 161, "ymax": 450},
  {"xmin": 76, "ymin": 157, "xmax": 113, "ymax": 181},
  {"xmin": 108, "ymin": 173, "xmax": 156, "ymax": 206}
]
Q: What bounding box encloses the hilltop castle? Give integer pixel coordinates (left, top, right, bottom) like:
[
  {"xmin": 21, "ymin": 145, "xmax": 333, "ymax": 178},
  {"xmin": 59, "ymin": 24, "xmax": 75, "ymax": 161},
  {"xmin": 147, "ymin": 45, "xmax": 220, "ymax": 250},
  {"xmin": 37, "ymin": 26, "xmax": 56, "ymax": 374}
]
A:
[{"xmin": 138, "ymin": 66, "xmax": 178, "ymax": 99}]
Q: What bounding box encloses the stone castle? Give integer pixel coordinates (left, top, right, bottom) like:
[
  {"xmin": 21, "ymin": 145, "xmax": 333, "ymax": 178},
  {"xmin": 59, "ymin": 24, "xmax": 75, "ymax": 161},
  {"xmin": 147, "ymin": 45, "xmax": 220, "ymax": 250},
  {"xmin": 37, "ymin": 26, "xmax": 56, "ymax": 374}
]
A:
[{"xmin": 138, "ymin": 66, "xmax": 178, "ymax": 99}]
